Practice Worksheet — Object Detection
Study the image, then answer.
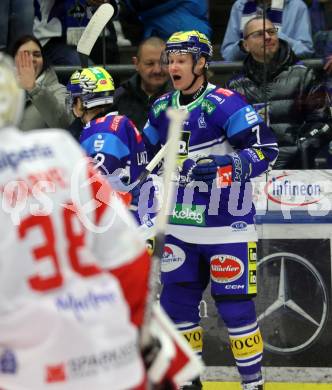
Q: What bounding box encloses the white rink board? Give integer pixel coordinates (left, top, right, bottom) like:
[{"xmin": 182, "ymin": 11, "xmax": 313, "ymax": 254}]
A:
[{"xmin": 252, "ymin": 169, "xmax": 332, "ymax": 216}]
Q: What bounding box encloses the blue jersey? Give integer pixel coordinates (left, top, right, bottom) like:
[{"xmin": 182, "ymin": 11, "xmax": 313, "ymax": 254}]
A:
[
  {"xmin": 80, "ymin": 112, "xmax": 148, "ymax": 183},
  {"xmin": 143, "ymin": 83, "xmax": 278, "ymax": 244}
]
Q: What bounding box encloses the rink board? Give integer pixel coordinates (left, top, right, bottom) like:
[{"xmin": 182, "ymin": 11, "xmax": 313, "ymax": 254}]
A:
[
  {"xmin": 203, "ymin": 384, "xmax": 332, "ymax": 389},
  {"xmin": 201, "ymin": 223, "xmax": 332, "ymax": 373},
  {"xmin": 200, "ymin": 169, "xmax": 332, "ymax": 383}
]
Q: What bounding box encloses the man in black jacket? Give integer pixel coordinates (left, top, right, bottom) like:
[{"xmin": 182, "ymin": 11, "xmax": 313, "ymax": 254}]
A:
[
  {"xmin": 113, "ymin": 36, "xmax": 170, "ymax": 132},
  {"xmin": 227, "ymin": 16, "xmax": 331, "ymax": 169}
]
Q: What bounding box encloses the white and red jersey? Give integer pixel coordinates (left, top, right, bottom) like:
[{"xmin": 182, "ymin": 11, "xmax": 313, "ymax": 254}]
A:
[{"xmin": 0, "ymin": 127, "xmax": 150, "ymax": 390}]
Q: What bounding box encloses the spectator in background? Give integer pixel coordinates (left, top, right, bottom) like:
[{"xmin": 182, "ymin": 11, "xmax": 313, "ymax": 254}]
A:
[
  {"xmin": 33, "ymin": 0, "xmax": 120, "ymax": 66},
  {"xmin": 226, "ymin": 17, "xmax": 331, "ymax": 169},
  {"xmin": 306, "ymin": 0, "xmax": 332, "ymax": 167},
  {"xmin": 0, "ymin": 0, "xmax": 34, "ymax": 53},
  {"xmin": 221, "ymin": 0, "xmax": 314, "ymax": 61},
  {"xmin": 11, "ymin": 34, "xmax": 73, "ymax": 131},
  {"xmin": 307, "ymin": 0, "xmax": 332, "ymax": 86},
  {"xmin": 113, "ymin": 36, "xmax": 170, "ymax": 132},
  {"xmin": 122, "ymin": 0, "xmax": 211, "ymax": 41}
]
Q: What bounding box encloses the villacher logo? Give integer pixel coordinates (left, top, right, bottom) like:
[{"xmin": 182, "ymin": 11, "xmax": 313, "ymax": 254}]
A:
[
  {"xmin": 210, "ymin": 255, "xmax": 244, "ymax": 283},
  {"xmin": 264, "ymin": 174, "xmax": 323, "ymax": 206}
]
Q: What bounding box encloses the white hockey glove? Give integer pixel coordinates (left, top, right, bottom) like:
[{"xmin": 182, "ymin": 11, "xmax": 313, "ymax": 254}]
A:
[{"xmin": 141, "ymin": 304, "xmax": 204, "ymax": 389}]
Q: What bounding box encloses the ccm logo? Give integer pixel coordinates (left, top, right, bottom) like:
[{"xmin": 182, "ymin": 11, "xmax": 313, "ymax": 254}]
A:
[{"xmin": 226, "ymin": 284, "xmax": 245, "ymax": 290}]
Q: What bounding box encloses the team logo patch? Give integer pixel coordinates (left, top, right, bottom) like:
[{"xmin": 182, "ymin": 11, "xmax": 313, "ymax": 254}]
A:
[
  {"xmin": 210, "ymin": 255, "xmax": 244, "ymax": 283},
  {"xmin": 198, "ymin": 112, "xmax": 207, "ymax": 128},
  {"xmin": 161, "ymin": 244, "xmax": 186, "ymax": 272},
  {"xmin": 231, "ymin": 221, "xmax": 248, "ymax": 231}
]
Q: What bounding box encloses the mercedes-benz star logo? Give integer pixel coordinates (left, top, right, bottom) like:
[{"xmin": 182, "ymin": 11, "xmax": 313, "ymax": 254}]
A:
[{"xmin": 256, "ymin": 252, "xmax": 329, "ymax": 354}]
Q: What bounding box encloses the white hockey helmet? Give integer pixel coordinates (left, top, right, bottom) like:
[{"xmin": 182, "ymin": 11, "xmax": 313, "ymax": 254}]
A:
[{"xmin": 0, "ymin": 53, "xmax": 24, "ymax": 128}]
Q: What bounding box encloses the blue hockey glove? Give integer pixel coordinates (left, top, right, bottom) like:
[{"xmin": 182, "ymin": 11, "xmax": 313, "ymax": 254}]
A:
[
  {"xmin": 191, "ymin": 155, "xmax": 233, "ymax": 186},
  {"xmin": 178, "ymin": 158, "xmax": 196, "ymax": 186}
]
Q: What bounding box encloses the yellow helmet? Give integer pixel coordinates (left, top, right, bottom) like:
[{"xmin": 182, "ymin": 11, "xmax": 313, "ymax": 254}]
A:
[{"xmin": 67, "ymin": 66, "xmax": 115, "ymax": 109}]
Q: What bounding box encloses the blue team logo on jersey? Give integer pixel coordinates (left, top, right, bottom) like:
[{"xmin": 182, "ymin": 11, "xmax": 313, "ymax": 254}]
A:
[
  {"xmin": 198, "ymin": 112, "xmax": 207, "ymax": 128},
  {"xmin": 94, "ymin": 134, "xmax": 105, "ymax": 152},
  {"xmin": 0, "ymin": 349, "xmax": 17, "ymax": 374},
  {"xmin": 231, "ymin": 221, "xmax": 248, "ymax": 231},
  {"xmin": 142, "ymin": 213, "xmax": 154, "ymax": 228}
]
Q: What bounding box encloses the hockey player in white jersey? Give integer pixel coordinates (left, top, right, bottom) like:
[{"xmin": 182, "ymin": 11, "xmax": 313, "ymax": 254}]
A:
[
  {"xmin": 0, "ymin": 53, "xmax": 203, "ymax": 390},
  {"xmin": 0, "ymin": 52, "xmax": 151, "ymax": 390}
]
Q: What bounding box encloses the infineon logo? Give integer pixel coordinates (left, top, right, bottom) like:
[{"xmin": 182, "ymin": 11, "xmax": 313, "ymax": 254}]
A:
[
  {"xmin": 210, "ymin": 255, "xmax": 244, "ymax": 283},
  {"xmin": 264, "ymin": 174, "xmax": 322, "ymax": 206},
  {"xmin": 169, "ymin": 204, "xmax": 205, "ymax": 226}
]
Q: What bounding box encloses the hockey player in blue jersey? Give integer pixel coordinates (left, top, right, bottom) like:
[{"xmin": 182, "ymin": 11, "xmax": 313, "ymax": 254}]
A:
[
  {"xmin": 142, "ymin": 31, "xmax": 279, "ymax": 390},
  {"xmin": 66, "ymin": 66, "xmax": 154, "ymax": 229}
]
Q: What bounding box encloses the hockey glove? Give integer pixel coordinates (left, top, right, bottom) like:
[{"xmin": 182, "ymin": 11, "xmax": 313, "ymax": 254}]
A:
[
  {"xmin": 106, "ymin": 174, "xmax": 142, "ymax": 207},
  {"xmin": 191, "ymin": 154, "xmax": 233, "ymax": 186},
  {"xmin": 178, "ymin": 158, "xmax": 196, "ymax": 186},
  {"xmin": 141, "ymin": 304, "xmax": 204, "ymax": 389}
]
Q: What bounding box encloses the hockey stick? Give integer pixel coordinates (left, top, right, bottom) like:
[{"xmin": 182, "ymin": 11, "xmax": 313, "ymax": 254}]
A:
[
  {"xmin": 77, "ymin": 3, "xmax": 114, "ymax": 67},
  {"xmin": 136, "ymin": 142, "xmax": 169, "ymax": 185},
  {"xmin": 141, "ymin": 108, "xmax": 204, "ymax": 387},
  {"xmin": 142, "ymin": 107, "xmax": 187, "ymax": 340}
]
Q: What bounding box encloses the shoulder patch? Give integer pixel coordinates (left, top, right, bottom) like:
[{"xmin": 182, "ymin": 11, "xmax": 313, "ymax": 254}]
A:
[
  {"xmin": 109, "ymin": 115, "xmax": 124, "ymax": 132},
  {"xmin": 201, "ymin": 99, "xmax": 216, "ymax": 114},
  {"xmin": 216, "ymin": 88, "xmax": 234, "ymax": 96},
  {"xmin": 152, "ymin": 100, "xmax": 169, "ymax": 118}
]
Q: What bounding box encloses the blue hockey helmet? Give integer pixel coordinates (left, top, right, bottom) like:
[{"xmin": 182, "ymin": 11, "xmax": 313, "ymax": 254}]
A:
[{"xmin": 163, "ymin": 30, "xmax": 213, "ymax": 68}]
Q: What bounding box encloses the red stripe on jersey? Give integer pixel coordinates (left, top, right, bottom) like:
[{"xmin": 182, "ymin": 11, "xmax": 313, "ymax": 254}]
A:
[
  {"xmin": 110, "ymin": 250, "xmax": 150, "ymax": 327},
  {"xmin": 129, "ymin": 119, "xmax": 142, "ymax": 143}
]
